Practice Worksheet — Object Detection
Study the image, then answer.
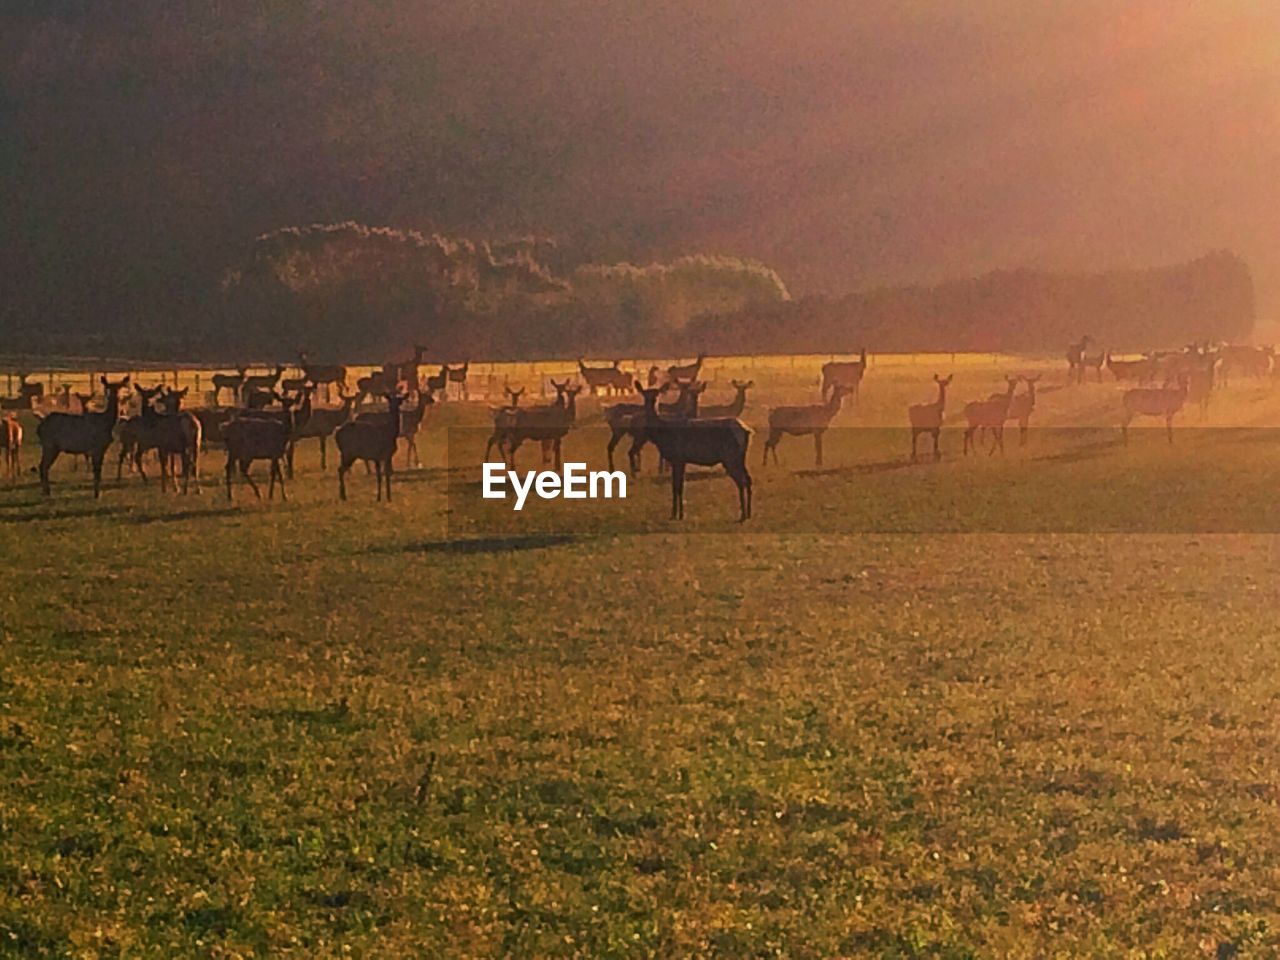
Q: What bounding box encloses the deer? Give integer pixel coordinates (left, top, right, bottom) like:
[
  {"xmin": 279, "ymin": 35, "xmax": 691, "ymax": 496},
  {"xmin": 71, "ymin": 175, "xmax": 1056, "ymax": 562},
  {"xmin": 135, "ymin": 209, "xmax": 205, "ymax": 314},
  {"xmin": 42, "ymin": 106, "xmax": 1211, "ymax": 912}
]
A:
[
  {"xmin": 1122, "ymin": 373, "xmax": 1188, "ymax": 444},
  {"xmin": 697, "ymin": 380, "xmax": 753, "ymax": 419},
  {"xmin": 1080, "ymin": 347, "xmax": 1105, "ymax": 383},
  {"xmin": 1106, "ymin": 353, "xmax": 1157, "ymax": 384},
  {"xmin": 763, "ymin": 383, "xmax": 853, "ymax": 467},
  {"xmin": 211, "ymin": 368, "xmax": 247, "ymax": 405},
  {"xmin": 962, "ymin": 376, "xmax": 1019, "ymax": 456},
  {"xmin": 128, "ymin": 385, "xmax": 202, "ymax": 494},
  {"xmin": 633, "ymin": 382, "xmax": 752, "ymax": 521},
  {"xmin": 424, "ymin": 365, "xmax": 448, "ymax": 399},
  {"xmin": 297, "ymin": 352, "xmax": 347, "ymax": 399},
  {"xmin": 356, "ymin": 388, "xmax": 435, "ymax": 467},
  {"xmin": 194, "ymin": 407, "xmax": 235, "ymax": 452},
  {"xmin": 667, "ymin": 353, "xmax": 707, "ymax": 385},
  {"xmin": 603, "ymin": 384, "xmax": 665, "ymax": 471},
  {"xmin": 355, "ymin": 368, "xmax": 397, "ymax": 405},
  {"xmin": 484, "ymin": 387, "xmax": 525, "ymax": 461},
  {"xmin": 1, "ymin": 414, "xmax": 21, "ymax": 481},
  {"xmin": 37, "ymin": 376, "xmax": 129, "ymax": 497},
  {"xmin": 394, "ymin": 344, "xmax": 430, "ymax": 392},
  {"xmin": 336, "ymin": 392, "xmax": 406, "ymax": 501},
  {"xmin": 445, "ymin": 361, "xmax": 470, "ymax": 400},
  {"xmin": 1066, "ymin": 335, "xmax": 1092, "ymax": 385},
  {"xmin": 908, "ymin": 374, "xmax": 953, "ymax": 462},
  {"xmin": 577, "ymin": 359, "xmax": 632, "ymax": 396},
  {"xmin": 242, "ymin": 365, "xmax": 285, "ymax": 399},
  {"xmin": 1186, "ymin": 352, "xmax": 1218, "ymax": 418},
  {"xmin": 821, "ymin": 349, "xmax": 868, "ymax": 403},
  {"xmin": 288, "ymin": 388, "xmax": 357, "ymax": 471},
  {"xmin": 1005, "ymin": 375, "xmax": 1041, "ymax": 445},
  {"xmin": 223, "ymin": 415, "xmax": 290, "ymax": 501},
  {"xmin": 619, "ymin": 381, "xmax": 704, "ymax": 475},
  {"xmin": 500, "ymin": 380, "xmax": 583, "ymax": 469}
]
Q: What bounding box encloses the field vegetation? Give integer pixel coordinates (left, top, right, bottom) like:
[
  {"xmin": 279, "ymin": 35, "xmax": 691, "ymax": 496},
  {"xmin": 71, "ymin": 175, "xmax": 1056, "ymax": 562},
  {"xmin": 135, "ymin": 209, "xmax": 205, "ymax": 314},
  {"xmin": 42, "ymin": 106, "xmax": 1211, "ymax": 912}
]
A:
[{"xmin": 2, "ymin": 355, "xmax": 1280, "ymax": 956}]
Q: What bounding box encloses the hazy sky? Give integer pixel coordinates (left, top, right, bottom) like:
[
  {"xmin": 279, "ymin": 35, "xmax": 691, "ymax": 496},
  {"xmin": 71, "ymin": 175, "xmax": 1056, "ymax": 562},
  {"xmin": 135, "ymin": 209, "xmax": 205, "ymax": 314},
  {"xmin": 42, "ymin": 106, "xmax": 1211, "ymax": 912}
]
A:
[{"xmin": 3, "ymin": 0, "xmax": 1278, "ymax": 332}]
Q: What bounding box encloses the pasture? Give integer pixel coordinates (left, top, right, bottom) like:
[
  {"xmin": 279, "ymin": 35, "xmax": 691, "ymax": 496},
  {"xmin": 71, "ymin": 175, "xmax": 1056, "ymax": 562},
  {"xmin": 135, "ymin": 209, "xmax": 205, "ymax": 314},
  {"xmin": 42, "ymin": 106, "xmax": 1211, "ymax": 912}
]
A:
[{"xmin": 3, "ymin": 353, "xmax": 1280, "ymax": 956}]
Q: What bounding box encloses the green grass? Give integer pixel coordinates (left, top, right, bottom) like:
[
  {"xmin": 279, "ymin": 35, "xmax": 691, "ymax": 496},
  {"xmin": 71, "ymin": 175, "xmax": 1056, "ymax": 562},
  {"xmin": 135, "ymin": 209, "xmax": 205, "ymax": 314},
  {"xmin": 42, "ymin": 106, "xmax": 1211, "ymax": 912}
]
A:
[{"xmin": 2, "ymin": 360, "xmax": 1280, "ymax": 956}]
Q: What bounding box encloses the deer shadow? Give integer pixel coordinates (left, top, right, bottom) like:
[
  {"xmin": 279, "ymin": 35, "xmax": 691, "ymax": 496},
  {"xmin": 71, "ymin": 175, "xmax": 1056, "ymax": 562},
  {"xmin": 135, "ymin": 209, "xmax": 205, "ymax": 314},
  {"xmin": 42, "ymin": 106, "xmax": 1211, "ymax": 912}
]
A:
[
  {"xmin": 792, "ymin": 457, "xmax": 918, "ymax": 478},
  {"xmin": 114, "ymin": 505, "xmax": 242, "ymax": 526},
  {"xmin": 1028, "ymin": 437, "xmax": 1123, "ymax": 465},
  {"xmin": 367, "ymin": 534, "xmax": 581, "ymax": 556},
  {"xmin": 0, "ymin": 504, "xmax": 134, "ymax": 525}
]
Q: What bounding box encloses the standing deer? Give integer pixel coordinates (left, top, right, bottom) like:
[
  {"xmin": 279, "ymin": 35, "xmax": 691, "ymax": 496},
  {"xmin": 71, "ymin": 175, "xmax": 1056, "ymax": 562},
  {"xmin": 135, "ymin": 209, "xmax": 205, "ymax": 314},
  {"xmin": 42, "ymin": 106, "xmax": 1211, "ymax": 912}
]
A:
[
  {"xmin": 1066, "ymin": 335, "xmax": 1092, "ymax": 384},
  {"xmin": 242, "ymin": 365, "xmax": 285, "ymax": 398},
  {"xmin": 1106, "ymin": 353, "xmax": 1157, "ymax": 384},
  {"xmin": 962, "ymin": 376, "xmax": 1019, "ymax": 456},
  {"xmin": 667, "ymin": 353, "xmax": 707, "ymax": 385},
  {"xmin": 289, "ymin": 389, "xmax": 357, "ymax": 471},
  {"xmin": 1, "ymin": 414, "xmax": 21, "ymax": 481},
  {"xmin": 1080, "ymin": 348, "xmax": 1105, "ymax": 383},
  {"xmin": 821, "ymin": 349, "xmax": 868, "ymax": 403},
  {"xmin": 634, "ymin": 382, "xmax": 752, "ymax": 521},
  {"xmin": 1186, "ymin": 353, "xmax": 1218, "ymax": 418},
  {"xmin": 336, "ymin": 392, "xmax": 406, "ymax": 501},
  {"xmin": 424, "ymin": 365, "xmax": 448, "ymax": 399},
  {"xmin": 1005, "ymin": 375, "xmax": 1040, "ymax": 445},
  {"xmin": 603, "ymin": 384, "xmax": 663, "ymax": 472},
  {"xmin": 484, "ymin": 387, "xmax": 525, "ymax": 461},
  {"xmin": 297, "ymin": 352, "xmax": 348, "ymax": 399},
  {"xmin": 392, "ymin": 345, "xmax": 429, "ymax": 395},
  {"xmin": 500, "ymin": 380, "xmax": 582, "ymax": 469},
  {"xmin": 625, "ymin": 381, "xmax": 704, "ymax": 475},
  {"xmin": 211, "ymin": 368, "xmax": 247, "ymax": 405},
  {"xmin": 577, "ymin": 359, "xmax": 632, "ymax": 396},
  {"xmin": 1121, "ymin": 374, "xmax": 1188, "ymax": 444},
  {"xmin": 223, "ymin": 416, "xmax": 290, "ymax": 501},
  {"xmin": 908, "ymin": 374, "xmax": 953, "ymax": 462},
  {"xmin": 357, "ymin": 389, "xmax": 436, "ymax": 467},
  {"xmin": 763, "ymin": 384, "xmax": 853, "ymax": 467},
  {"xmin": 446, "ymin": 362, "xmax": 470, "ymax": 400},
  {"xmin": 37, "ymin": 376, "xmax": 129, "ymax": 497},
  {"xmin": 697, "ymin": 380, "xmax": 753, "ymax": 419},
  {"xmin": 130, "ymin": 385, "xmax": 201, "ymax": 493}
]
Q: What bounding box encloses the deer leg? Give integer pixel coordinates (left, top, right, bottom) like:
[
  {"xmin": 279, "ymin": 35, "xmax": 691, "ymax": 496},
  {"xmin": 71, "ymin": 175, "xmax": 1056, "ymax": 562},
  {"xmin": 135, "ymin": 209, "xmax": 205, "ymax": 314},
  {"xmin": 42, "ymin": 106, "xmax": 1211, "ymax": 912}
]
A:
[
  {"xmin": 241, "ymin": 461, "xmax": 262, "ymax": 500},
  {"xmin": 286, "ymin": 442, "xmax": 295, "ymax": 480},
  {"xmin": 91, "ymin": 453, "xmax": 104, "ymax": 498},
  {"xmin": 1020, "ymin": 418, "xmax": 1029, "ymax": 445},
  {"xmin": 267, "ymin": 460, "xmax": 276, "ymax": 500},
  {"xmin": 374, "ymin": 460, "xmax": 383, "ymax": 502},
  {"xmin": 385, "ymin": 457, "xmax": 394, "ymax": 502},
  {"xmin": 275, "ymin": 459, "xmax": 287, "ymax": 501},
  {"xmin": 337, "ymin": 459, "xmax": 350, "ymax": 500},
  {"xmin": 670, "ymin": 461, "xmax": 685, "ymax": 520},
  {"xmin": 932, "ymin": 429, "xmax": 941, "ymax": 461},
  {"xmin": 319, "ymin": 436, "xmax": 327, "ymax": 470},
  {"xmin": 814, "ymin": 431, "xmax": 823, "ymax": 468},
  {"xmin": 606, "ymin": 428, "xmax": 622, "ymax": 471},
  {"xmin": 1166, "ymin": 415, "xmax": 1174, "ymax": 445},
  {"xmin": 963, "ymin": 427, "xmax": 973, "ymax": 455},
  {"xmin": 627, "ymin": 437, "xmax": 644, "ymax": 477},
  {"xmin": 39, "ymin": 450, "xmax": 55, "ymax": 496},
  {"xmin": 1121, "ymin": 413, "xmax": 1131, "ymax": 444},
  {"xmin": 225, "ymin": 455, "xmax": 235, "ymax": 500}
]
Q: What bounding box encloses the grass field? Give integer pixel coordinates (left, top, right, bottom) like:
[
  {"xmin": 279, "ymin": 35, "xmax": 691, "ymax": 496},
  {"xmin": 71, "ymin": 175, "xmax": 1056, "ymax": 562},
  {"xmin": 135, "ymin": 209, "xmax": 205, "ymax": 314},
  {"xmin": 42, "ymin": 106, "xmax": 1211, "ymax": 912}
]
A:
[{"xmin": 4, "ymin": 356, "xmax": 1280, "ymax": 956}]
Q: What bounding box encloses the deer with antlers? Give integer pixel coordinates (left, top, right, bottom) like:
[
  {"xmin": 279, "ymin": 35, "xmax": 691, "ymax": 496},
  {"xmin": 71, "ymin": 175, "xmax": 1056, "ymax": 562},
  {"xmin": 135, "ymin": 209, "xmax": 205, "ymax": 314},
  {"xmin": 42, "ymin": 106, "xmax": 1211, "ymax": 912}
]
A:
[
  {"xmin": 336, "ymin": 391, "xmax": 406, "ymax": 501},
  {"xmin": 821, "ymin": 349, "xmax": 868, "ymax": 403},
  {"xmin": 1122, "ymin": 373, "xmax": 1188, "ymax": 444},
  {"xmin": 1, "ymin": 414, "xmax": 21, "ymax": 481},
  {"xmin": 963, "ymin": 376, "xmax": 1019, "ymax": 456},
  {"xmin": 763, "ymin": 383, "xmax": 852, "ymax": 467},
  {"xmin": 633, "ymin": 382, "xmax": 752, "ymax": 521},
  {"xmin": 37, "ymin": 376, "xmax": 129, "ymax": 497},
  {"xmin": 908, "ymin": 374, "xmax": 953, "ymax": 462}
]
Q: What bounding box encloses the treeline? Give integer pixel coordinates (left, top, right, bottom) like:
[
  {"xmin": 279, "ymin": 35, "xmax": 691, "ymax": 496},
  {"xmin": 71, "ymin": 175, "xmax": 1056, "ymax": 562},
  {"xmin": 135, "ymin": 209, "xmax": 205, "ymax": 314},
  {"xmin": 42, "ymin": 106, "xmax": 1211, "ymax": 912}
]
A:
[{"xmin": 689, "ymin": 252, "xmax": 1256, "ymax": 355}]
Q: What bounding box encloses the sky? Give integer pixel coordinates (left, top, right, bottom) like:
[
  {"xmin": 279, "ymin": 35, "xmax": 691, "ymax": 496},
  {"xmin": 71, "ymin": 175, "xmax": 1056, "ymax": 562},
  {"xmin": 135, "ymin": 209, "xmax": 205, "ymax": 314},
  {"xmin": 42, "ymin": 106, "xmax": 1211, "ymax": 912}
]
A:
[{"xmin": 2, "ymin": 0, "xmax": 1278, "ymax": 336}]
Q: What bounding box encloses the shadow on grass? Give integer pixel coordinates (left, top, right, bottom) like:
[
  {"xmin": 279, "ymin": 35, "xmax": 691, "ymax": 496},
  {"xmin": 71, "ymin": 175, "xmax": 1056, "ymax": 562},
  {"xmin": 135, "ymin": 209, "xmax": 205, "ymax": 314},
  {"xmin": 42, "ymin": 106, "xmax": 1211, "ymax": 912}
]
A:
[
  {"xmin": 1029, "ymin": 437, "xmax": 1124, "ymax": 465},
  {"xmin": 113, "ymin": 505, "xmax": 241, "ymax": 525},
  {"xmin": 0, "ymin": 504, "xmax": 133, "ymax": 524},
  {"xmin": 369, "ymin": 534, "xmax": 582, "ymax": 556}
]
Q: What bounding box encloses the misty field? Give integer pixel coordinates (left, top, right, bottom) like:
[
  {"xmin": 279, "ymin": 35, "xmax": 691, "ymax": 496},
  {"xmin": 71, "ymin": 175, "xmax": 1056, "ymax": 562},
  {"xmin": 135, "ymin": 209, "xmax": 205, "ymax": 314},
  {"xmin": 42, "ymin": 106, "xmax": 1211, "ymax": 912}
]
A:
[{"xmin": 4, "ymin": 356, "xmax": 1280, "ymax": 956}]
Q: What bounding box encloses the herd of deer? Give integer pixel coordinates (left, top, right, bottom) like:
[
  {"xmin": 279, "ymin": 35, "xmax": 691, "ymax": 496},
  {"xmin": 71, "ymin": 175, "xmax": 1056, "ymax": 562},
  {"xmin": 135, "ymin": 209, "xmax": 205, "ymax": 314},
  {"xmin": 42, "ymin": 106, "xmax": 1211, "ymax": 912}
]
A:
[{"xmin": 0, "ymin": 338, "xmax": 1271, "ymax": 519}]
